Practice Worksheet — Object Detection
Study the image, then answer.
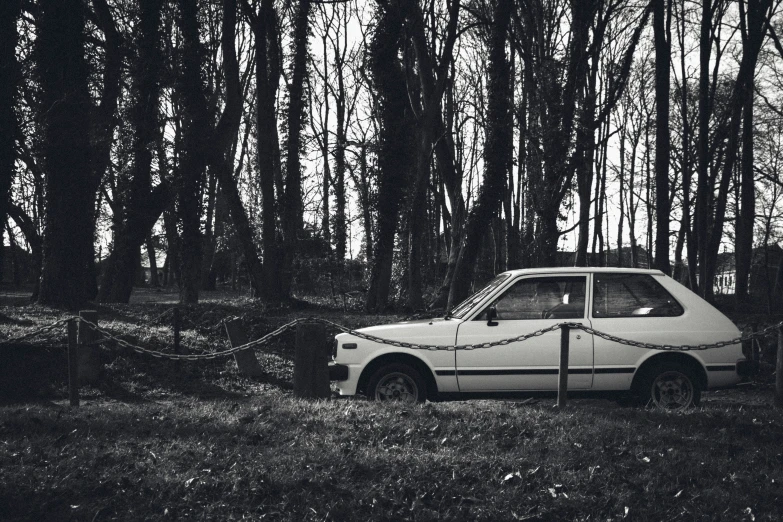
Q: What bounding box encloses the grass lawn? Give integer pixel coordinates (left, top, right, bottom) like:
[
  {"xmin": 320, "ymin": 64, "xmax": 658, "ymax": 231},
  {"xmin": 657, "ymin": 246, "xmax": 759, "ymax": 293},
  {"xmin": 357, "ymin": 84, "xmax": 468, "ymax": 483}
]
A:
[{"xmin": 1, "ymin": 288, "xmax": 782, "ymax": 521}]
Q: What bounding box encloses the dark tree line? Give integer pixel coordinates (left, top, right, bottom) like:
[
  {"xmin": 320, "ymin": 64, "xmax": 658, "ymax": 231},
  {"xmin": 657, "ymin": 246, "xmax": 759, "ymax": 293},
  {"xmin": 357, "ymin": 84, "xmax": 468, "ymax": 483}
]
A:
[{"xmin": 3, "ymin": 0, "xmax": 783, "ymax": 311}]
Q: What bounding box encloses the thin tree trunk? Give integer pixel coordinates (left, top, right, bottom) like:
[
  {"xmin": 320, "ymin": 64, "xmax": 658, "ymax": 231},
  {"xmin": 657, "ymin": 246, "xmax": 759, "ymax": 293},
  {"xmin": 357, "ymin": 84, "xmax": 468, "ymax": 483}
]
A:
[
  {"xmin": 653, "ymin": 0, "xmax": 672, "ymax": 273},
  {"xmin": 617, "ymin": 124, "xmax": 626, "ymax": 267},
  {"xmin": 735, "ymin": 10, "xmax": 758, "ymax": 302},
  {"xmin": 628, "ymin": 130, "xmax": 639, "ymax": 268},
  {"xmin": 147, "ymin": 235, "xmax": 159, "ymax": 287},
  {"xmin": 694, "ymin": 0, "xmax": 712, "ymax": 295},
  {"xmin": 281, "ymin": 0, "xmax": 312, "ymax": 300}
]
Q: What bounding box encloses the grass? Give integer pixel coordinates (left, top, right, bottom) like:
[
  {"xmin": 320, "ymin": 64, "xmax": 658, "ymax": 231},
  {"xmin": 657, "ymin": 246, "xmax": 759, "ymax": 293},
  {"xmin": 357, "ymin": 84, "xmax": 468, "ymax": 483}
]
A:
[
  {"xmin": 2, "ymin": 394, "xmax": 782, "ymax": 521},
  {"xmin": 1, "ymin": 287, "xmax": 782, "ymax": 521}
]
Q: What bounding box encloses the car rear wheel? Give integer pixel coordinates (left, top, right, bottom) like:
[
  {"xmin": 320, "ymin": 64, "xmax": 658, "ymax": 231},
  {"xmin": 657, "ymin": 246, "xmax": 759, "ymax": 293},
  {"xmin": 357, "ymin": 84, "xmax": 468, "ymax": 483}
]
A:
[
  {"xmin": 366, "ymin": 363, "xmax": 427, "ymax": 404},
  {"xmin": 640, "ymin": 363, "xmax": 701, "ymax": 411}
]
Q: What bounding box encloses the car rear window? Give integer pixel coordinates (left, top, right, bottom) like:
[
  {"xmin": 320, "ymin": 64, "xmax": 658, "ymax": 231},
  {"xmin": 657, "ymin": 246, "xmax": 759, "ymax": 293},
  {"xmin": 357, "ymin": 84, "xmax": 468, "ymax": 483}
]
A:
[{"xmin": 592, "ymin": 274, "xmax": 684, "ymax": 318}]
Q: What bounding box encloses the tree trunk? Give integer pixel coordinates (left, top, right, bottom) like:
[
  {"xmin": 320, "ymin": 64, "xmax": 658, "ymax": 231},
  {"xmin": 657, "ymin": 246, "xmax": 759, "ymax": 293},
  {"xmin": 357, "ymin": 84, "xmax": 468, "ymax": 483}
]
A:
[
  {"xmin": 735, "ymin": 4, "xmax": 760, "ymax": 303},
  {"xmin": 176, "ymin": 0, "xmax": 212, "ymax": 304},
  {"xmin": 447, "ymin": 0, "xmax": 513, "ymax": 309},
  {"xmin": 98, "ymin": 0, "xmax": 167, "ymax": 304},
  {"xmin": 575, "ymin": 49, "xmax": 599, "ymax": 267},
  {"xmin": 334, "ymin": 54, "xmax": 348, "ymax": 267},
  {"xmin": 694, "ymin": 0, "xmax": 712, "ymax": 296},
  {"xmin": 7, "ymin": 203, "xmax": 42, "ymax": 289},
  {"xmin": 735, "ymin": 86, "xmax": 754, "ymax": 301},
  {"xmin": 147, "ymin": 234, "xmax": 159, "ymax": 287},
  {"xmin": 281, "ymin": 0, "xmax": 312, "ymax": 300},
  {"xmin": 37, "ymin": 0, "xmax": 95, "ymax": 309},
  {"xmin": 163, "ymin": 209, "xmax": 179, "ymax": 287},
  {"xmin": 201, "ymin": 169, "xmax": 218, "ymax": 290},
  {"xmin": 365, "ymin": 1, "xmax": 412, "ymax": 312},
  {"xmin": 628, "ymin": 131, "xmax": 639, "ymax": 268},
  {"xmin": 617, "ymin": 124, "xmax": 626, "ymax": 267},
  {"xmin": 247, "ymin": 0, "xmax": 285, "ymax": 303},
  {"xmin": 653, "ymin": 0, "xmax": 672, "ymax": 273}
]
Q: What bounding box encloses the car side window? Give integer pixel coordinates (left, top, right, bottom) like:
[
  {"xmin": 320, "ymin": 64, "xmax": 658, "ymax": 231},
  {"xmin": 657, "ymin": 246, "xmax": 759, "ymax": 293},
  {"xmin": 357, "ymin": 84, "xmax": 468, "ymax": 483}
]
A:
[
  {"xmin": 478, "ymin": 276, "xmax": 587, "ymax": 320},
  {"xmin": 592, "ymin": 274, "xmax": 684, "ymax": 318}
]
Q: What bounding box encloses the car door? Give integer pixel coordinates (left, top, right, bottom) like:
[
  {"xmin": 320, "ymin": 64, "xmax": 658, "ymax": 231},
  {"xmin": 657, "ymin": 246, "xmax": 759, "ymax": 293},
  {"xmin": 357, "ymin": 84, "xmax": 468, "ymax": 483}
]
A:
[
  {"xmin": 590, "ymin": 272, "xmax": 688, "ymax": 391},
  {"xmin": 454, "ymin": 274, "xmax": 594, "ymax": 391}
]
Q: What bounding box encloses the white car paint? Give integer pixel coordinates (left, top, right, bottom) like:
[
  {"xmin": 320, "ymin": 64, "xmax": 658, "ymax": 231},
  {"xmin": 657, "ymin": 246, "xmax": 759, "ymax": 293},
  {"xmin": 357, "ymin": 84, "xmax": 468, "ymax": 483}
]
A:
[{"xmin": 333, "ymin": 267, "xmax": 745, "ymax": 398}]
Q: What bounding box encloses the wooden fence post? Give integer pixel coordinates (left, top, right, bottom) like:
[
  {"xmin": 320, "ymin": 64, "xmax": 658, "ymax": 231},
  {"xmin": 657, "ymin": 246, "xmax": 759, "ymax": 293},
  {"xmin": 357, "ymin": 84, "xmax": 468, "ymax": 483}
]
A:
[
  {"xmin": 67, "ymin": 319, "xmax": 79, "ymax": 407},
  {"xmin": 293, "ymin": 322, "xmax": 330, "ymax": 399},
  {"xmin": 224, "ymin": 318, "xmax": 264, "ymax": 377},
  {"xmin": 78, "ymin": 310, "xmax": 101, "ymax": 384},
  {"xmin": 557, "ymin": 324, "xmax": 570, "ymax": 409},
  {"xmin": 776, "ymin": 327, "xmax": 783, "ymax": 409}
]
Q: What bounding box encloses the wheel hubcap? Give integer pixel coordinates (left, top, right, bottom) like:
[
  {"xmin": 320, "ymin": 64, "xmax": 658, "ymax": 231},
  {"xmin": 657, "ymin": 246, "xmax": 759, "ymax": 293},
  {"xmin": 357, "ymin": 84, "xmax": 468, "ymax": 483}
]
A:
[
  {"xmin": 375, "ymin": 372, "xmax": 419, "ymax": 403},
  {"xmin": 651, "ymin": 371, "xmax": 693, "ymax": 410}
]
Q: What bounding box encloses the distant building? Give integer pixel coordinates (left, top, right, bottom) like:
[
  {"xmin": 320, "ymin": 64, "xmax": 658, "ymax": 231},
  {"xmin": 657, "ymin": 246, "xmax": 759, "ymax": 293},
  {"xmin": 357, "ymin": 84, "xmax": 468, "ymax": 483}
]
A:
[{"xmin": 713, "ymin": 245, "xmax": 782, "ymax": 297}]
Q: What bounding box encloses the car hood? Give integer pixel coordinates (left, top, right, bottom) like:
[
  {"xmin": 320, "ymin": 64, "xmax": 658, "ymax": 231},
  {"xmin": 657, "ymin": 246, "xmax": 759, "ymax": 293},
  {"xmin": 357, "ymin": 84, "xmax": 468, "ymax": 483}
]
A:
[{"xmin": 339, "ymin": 317, "xmax": 462, "ymax": 343}]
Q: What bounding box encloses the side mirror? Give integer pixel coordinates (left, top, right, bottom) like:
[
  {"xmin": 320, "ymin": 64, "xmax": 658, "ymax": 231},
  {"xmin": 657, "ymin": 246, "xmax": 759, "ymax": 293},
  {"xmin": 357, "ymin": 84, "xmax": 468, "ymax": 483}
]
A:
[{"xmin": 487, "ymin": 306, "xmax": 498, "ymax": 327}]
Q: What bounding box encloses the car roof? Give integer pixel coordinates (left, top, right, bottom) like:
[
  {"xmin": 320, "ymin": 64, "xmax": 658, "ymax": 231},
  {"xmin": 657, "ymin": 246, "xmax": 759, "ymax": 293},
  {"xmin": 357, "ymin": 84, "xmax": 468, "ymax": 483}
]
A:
[{"xmin": 501, "ymin": 267, "xmax": 665, "ymax": 277}]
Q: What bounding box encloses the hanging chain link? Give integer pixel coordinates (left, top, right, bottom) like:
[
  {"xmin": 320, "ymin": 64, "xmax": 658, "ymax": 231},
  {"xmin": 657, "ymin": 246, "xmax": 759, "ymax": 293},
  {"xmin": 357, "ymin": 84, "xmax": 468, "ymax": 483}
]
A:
[
  {"xmin": 0, "ymin": 318, "xmax": 73, "ymax": 346},
  {"xmin": 74, "ymin": 317, "xmax": 305, "ymax": 361},
  {"xmin": 3, "ymin": 315, "xmax": 783, "ymax": 359}
]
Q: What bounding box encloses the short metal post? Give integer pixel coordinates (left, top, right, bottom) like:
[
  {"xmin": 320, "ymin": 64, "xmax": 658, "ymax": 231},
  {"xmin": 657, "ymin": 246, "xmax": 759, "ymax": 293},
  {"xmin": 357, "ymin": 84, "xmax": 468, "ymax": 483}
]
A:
[
  {"xmin": 557, "ymin": 324, "xmax": 570, "ymax": 409},
  {"xmin": 173, "ymin": 308, "xmax": 181, "ymax": 354},
  {"xmin": 775, "ymin": 327, "xmax": 783, "ymax": 409},
  {"xmin": 67, "ymin": 319, "xmax": 79, "ymax": 407}
]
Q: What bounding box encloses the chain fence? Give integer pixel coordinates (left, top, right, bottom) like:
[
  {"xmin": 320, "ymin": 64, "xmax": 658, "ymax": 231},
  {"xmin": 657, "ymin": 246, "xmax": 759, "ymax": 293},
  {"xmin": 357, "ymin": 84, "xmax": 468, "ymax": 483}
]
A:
[{"xmin": 3, "ymin": 313, "xmax": 783, "ymax": 361}]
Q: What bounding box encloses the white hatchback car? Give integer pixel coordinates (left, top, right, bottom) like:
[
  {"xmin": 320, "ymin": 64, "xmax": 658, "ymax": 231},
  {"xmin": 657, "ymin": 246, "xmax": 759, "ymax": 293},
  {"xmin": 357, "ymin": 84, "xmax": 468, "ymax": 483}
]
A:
[{"xmin": 330, "ymin": 268, "xmax": 753, "ymax": 409}]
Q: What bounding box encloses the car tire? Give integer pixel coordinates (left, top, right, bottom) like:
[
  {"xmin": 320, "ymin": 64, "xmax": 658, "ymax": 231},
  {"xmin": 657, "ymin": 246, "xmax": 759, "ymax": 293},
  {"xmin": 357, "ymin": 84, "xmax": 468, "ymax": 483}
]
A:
[
  {"xmin": 638, "ymin": 362, "xmax": 701, "ymax": 411},
  {"xmin": 366, "ymin": 362, "xmax": 427, "ymax": 404}
]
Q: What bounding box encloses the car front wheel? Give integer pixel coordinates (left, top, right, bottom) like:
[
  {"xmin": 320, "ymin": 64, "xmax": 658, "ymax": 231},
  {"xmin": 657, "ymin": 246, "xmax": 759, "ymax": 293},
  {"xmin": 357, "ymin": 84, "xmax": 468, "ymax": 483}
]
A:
[
  {"xmin": 366, "ymin": 363, "xmax": 427, "ymax": 404},
  {"xmin": 640, "ymin": 363, "xmax": 701, "ymax": 411}
]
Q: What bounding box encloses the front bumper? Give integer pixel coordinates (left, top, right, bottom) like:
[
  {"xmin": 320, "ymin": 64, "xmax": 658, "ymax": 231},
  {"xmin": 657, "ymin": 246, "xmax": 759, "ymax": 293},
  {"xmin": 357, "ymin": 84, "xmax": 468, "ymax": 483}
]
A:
[
  {"xmin": 736, "ymin": 358, "xmax": 758, "ymax": 377},
  {"xmin": 328, "ymin": 362, "xmax": 349, "ymax": 381}
]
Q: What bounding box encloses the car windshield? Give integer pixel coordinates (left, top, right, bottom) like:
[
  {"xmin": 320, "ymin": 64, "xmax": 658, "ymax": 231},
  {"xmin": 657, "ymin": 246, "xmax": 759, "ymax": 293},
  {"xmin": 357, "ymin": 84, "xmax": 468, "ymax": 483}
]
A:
[{"xmin": 448, "ymin": 273, "xmax": 511, "ymax": 319}]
